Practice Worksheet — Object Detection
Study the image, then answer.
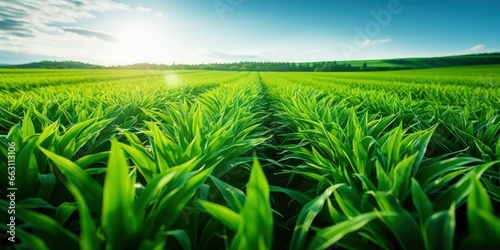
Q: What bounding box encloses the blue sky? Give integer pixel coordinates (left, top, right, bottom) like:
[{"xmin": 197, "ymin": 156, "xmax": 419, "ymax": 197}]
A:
[{"xmin": 0, "ymin": 0, "xmax": 498, "ymax": 65}]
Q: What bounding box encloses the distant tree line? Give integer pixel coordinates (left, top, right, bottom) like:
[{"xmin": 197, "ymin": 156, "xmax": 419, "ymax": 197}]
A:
[
  {"xmin": 107, "ymin": 52, "xmax": 500, "ymax": 71},
  {"xmin": 3, "ymin": 53, "xmax": 500, "ymax": 71},
  {"xmin": 4, "ymin": 60, "xmax": 105, "ymax": 69},
  {"xmin": 110, "ymin": 61, "xmax": 388, "ymax": 72}
]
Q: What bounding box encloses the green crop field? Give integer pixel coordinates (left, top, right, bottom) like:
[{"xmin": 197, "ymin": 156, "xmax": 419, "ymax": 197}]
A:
[{"xmin": 1, "ymin": 65, "xmax": 500, "ymax": 249}]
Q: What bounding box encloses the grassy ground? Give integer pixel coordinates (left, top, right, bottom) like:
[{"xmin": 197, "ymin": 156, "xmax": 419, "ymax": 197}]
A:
[{"xmin": 1, "ymin": 65, "xmax": 499, "ymax": 249}]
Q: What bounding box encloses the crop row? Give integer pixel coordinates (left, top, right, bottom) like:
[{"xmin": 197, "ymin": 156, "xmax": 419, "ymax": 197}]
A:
[
  {"xmin": 0, "ymin": 71, "xmax": 254, "ymax": 133},
  {"xmin": 1, "ymin": 72, "xmax": 274, "ymax": 249},
  {"xmin": 260, "ymin": 70, "xmax": 500, "ymax": 249}
]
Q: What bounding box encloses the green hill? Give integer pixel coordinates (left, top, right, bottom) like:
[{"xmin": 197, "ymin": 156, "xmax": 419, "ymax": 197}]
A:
[{"xmin": 340, "ymin": 53, "xmax": 500, "ymax": 70}]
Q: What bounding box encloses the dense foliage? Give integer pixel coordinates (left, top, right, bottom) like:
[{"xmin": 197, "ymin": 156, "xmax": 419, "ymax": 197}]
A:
[{"xmin": 1, "ymin": 65, "xmax": 499, "ymax": 249}]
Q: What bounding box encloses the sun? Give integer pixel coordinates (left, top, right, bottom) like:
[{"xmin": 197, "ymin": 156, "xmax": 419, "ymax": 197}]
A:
[{"xmin": 111, "ymin": 22, "xmax": 170, "ymax": 64}]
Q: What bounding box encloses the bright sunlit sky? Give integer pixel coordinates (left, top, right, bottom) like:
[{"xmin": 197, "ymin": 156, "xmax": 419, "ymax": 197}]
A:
[{"xmin": 0, "ymin": 0, "xmax": 499, "ymax": 65}]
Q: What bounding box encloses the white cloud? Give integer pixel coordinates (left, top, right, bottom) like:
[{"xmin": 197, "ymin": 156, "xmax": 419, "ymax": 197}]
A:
[
  {"xmin": 361, "ymin": 38, "xmax": 392, "ymax": 47},
  {"xmin": 194, "ymin": 48, "xmax": 273, "ymax": 62},
  {"xmin": 0, "ymin": 0, "xmax": 131, "ymax": 38},
  {"xmin": 0, "ymin": 0, "xmax": 136, "ymax": 59},
  {"xmin": 62, "ymin": 26, "xmax": 118, "ymax": 43},
  {"xmin": 470, "ymin": 44, "xmax": 486, "ymax": 52},
  {"xmin": 137, "ymin": 6, "xmax": 164, "ymax": 17},
  {"xmin": 137, "ymin": 6, "xmax": 153, "ymax": 12}
]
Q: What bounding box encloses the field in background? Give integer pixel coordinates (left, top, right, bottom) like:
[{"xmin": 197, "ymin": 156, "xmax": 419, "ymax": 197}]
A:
[{"xmin": 1, "ymin": 65, "xmax": 500, "ymax": 249}]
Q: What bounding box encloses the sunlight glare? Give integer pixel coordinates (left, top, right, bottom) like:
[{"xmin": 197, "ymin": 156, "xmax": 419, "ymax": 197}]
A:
[{"xmin": 164, "ymin": 72, "xmax": 180, "ymax": 87}]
